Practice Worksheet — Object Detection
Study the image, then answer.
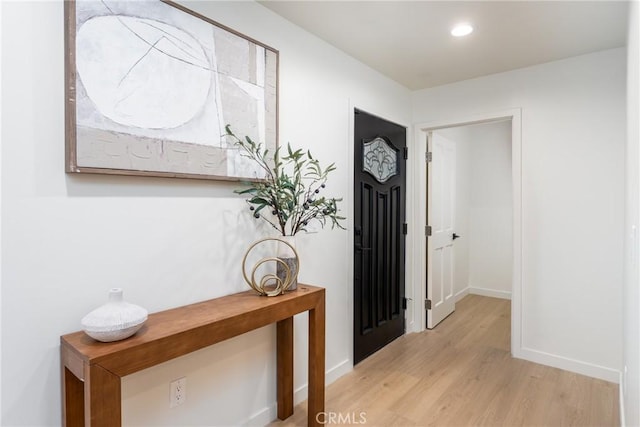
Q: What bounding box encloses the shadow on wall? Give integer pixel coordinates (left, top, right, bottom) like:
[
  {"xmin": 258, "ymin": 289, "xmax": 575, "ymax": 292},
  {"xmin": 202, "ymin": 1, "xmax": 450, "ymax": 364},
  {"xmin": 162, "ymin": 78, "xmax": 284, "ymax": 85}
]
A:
[{"xmin": 65, "ymin": 173, "xmax": 243, "ymax": 199}]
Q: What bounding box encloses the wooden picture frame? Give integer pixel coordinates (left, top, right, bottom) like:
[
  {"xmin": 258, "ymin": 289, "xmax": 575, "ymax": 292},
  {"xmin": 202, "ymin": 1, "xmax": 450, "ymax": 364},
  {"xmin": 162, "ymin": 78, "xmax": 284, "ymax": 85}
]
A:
[{"xmin": 65, "ymin": 0, "xmax": 278, "ymax": 181}]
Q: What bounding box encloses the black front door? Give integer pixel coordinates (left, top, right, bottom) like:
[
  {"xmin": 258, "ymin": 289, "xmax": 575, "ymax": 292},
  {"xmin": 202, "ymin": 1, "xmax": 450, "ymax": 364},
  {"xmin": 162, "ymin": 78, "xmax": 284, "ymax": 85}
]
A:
[{"xmin": 353, "ymin": 109, "xmax": 406, "ymax": 364}]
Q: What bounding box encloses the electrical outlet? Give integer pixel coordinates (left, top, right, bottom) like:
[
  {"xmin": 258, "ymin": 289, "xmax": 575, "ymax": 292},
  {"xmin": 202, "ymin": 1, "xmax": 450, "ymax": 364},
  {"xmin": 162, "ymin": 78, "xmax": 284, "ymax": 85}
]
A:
[{"xmin": 170, "ymin": 377, "xmax": 186, "ymax": 408}]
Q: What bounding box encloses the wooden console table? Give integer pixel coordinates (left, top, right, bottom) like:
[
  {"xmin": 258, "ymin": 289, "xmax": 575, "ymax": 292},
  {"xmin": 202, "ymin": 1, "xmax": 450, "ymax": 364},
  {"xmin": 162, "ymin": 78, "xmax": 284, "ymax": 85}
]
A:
[{"xmin": 60, "ymin": 284, "xmax": 325, "ymax": 426}]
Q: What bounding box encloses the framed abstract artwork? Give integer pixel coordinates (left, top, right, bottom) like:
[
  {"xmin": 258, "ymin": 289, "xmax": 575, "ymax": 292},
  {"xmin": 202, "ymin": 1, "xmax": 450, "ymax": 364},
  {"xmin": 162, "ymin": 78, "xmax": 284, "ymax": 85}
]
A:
[{"xmin": 65, "ymin": 0, "xmax": 278, "ymax": 181}]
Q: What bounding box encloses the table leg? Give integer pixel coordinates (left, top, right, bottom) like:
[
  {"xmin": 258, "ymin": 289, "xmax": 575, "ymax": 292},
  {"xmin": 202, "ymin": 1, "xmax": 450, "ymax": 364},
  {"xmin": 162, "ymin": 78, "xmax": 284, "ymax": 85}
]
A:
[
  {"xmin": 307, "ymin": 295, "xmax": 325, "ymax": 427},
  {"xmin": 86, "ymin": 364, "xmax": 121, "ymax": 426},
  {"xmin": 62, "ymin": 366, "xmax": 84, "ymax": 427},
  {"xmin": 277, "ymin": 317, "xmax": 294, "ymax": 419}
]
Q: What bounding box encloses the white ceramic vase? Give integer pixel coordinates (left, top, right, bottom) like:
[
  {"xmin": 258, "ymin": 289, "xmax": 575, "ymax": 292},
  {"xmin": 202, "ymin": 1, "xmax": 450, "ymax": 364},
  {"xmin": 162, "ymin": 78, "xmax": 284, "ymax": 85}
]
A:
[{"xmin": 81, "ymin": 288, "xmax": 148, "ymax": 342}]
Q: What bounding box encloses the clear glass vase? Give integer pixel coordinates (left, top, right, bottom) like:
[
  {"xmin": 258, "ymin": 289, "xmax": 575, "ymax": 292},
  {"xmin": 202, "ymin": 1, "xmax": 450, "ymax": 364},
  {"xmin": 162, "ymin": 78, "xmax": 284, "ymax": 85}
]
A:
[{"xmin": 276, "ymin": 235, "xmax": 298, "ymax": 291}]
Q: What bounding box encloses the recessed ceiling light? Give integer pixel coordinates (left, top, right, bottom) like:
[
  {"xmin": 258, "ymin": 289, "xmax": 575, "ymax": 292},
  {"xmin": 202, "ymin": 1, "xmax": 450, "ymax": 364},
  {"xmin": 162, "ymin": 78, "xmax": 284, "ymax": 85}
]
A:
[{"xmin": 451, "ymin": 23, "xmax": 473, "ymax": 37}]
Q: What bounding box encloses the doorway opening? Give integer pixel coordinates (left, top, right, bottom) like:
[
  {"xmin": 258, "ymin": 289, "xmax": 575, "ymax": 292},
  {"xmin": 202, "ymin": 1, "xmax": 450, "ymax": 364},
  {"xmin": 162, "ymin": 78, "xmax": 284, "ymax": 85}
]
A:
[
  {"xmin": 412, "ymin": 109, "xmax": 522, "ymax": 358},
  {"xmin": 427, "ymin": 120, "xmax": 513, "ymax": 329}
]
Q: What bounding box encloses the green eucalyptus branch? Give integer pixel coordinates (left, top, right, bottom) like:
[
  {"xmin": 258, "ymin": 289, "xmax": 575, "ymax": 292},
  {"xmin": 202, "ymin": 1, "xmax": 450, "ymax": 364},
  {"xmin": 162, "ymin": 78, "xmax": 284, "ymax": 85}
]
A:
[{"xmin": 226, "ymin": 125, "xmax": 346, "ymax": 236}]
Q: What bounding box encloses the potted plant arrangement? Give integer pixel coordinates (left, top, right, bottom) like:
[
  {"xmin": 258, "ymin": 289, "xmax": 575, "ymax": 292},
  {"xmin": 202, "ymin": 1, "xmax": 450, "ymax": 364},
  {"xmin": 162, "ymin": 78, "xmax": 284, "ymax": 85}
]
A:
[{"xmin": 226, "ymin": 125, "xmax": 345, "ymax": 291}]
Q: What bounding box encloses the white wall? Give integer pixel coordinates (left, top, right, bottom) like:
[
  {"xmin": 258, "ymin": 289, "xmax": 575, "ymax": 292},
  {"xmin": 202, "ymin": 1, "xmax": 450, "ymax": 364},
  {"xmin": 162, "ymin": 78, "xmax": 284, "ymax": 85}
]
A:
[
  {"xmin": 0, "ymin": 1, "xmax": 629, "ymax": 424},
  {"xmin": 0, "ymin": 1, "xmax": 411, "ymax": 425},
  {"xmin": 413, "ymin": 48, "xmax": 626, "ymax": 381},
  {"xmin": 623, "ymin": 0, "xmax": 640, "ymax": 424},
  {"xmin": 456, "ymin": 136, "xmax": 470, "ymax": 299},
  {"xmin": 438, "ymin": 121, "xmax": 513, "ymax": 301},
  {"xmin": 467, "ymin": 121, "xmax": 512, "ymax": 298}
]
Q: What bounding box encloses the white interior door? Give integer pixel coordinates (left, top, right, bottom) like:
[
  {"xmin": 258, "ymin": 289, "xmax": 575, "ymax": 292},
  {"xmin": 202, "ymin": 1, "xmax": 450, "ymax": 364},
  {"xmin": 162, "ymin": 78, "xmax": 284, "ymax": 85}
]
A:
[{"xmin": 427, "ymin": 132, "xmax": 456, "ymax": 328}]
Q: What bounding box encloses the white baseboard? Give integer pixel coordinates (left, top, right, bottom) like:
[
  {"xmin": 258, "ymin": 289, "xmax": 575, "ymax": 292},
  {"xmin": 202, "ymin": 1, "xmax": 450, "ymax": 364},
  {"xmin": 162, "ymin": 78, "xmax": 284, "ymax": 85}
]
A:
[
  {"xmin": 469, "ymin": 287, "xmax": 511, "ymax": 300},
  {"xmin": 244, "ymin": 403, "xmax": 277, "ymax": 427},
  {"xmin": 246, "ymin": 359, "xmax": 353, "ymax": 426},
  {"xmin": 516, "ymin": 346, "xmax": 620, "ymax": 383},
  {"xmin": 294, "ymin": 358, "xmax": 352, "ymax": 404},
  {"xmin": 455, "ymin": 287, "xmax": 469, "ymax": 302},
  {"xmin": 620, "ymin": 370, "xmax": 626, "ymax": 427},
  {"xmin": 459, "ymin": 288, "xmax": 618, "ymax": 384}
]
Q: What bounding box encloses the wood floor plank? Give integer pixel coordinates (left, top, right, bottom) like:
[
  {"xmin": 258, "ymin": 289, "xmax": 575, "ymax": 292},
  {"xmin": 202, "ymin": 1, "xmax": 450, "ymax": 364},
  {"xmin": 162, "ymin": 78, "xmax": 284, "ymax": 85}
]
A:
[{"xmin": 269, "ymin": 295, "xmax": 619, "ymax": 427}]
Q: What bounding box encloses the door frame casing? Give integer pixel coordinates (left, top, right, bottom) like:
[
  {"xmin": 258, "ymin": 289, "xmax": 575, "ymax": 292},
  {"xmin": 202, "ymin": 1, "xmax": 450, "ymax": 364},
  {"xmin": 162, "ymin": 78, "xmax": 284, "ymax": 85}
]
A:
[{"xmin": 411, "ymin": 108, "xmax": 523, "ymax": 360}]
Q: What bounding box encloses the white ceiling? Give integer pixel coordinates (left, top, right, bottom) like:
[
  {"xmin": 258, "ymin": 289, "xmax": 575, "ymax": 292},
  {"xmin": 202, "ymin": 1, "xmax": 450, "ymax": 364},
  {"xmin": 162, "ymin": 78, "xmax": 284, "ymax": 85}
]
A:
[{"xmin": 259, "ymin": 1, "xmax": 629, "ymax": 90}]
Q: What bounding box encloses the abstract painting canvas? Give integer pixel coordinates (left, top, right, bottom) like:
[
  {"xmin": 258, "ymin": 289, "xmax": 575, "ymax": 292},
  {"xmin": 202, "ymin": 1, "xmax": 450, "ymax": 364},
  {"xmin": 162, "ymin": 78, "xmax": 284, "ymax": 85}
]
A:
[{"xmin": 65, "ymin": 0, "xmax": 278, "ymax": 181}]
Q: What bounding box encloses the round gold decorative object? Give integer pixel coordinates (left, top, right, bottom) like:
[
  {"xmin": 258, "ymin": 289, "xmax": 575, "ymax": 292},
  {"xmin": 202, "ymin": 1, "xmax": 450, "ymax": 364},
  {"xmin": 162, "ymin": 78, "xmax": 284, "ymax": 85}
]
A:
[{"xmin": 242, "ymin": 237, "xmax": 300, "ymax": 296}]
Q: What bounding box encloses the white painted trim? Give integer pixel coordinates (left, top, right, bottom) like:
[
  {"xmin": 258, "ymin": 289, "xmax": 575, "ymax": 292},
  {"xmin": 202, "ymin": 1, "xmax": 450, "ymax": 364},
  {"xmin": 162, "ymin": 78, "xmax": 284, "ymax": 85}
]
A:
[
  {"xmin": 519, "ymin": 347, "xmax": 620, "ymax": 383},
  {"xmin": 412, "ymin": 122, "xmax": 428, "ymax": 333},
  {"xmin": 244, "ymin": 403, "xmax": 276, "ymax": 427},
  {"xmin": 346, "ymin": 100, "xmax": 357, "ymax": 368},
  {"xmin": 0, "ymin": 1, "xmax": 6, "ymax": 420},
  {"xmin": 0, "ymin": 0, "xmax": 4, "ymax": 418},
  {"xmin": 405, "ymin": 122, "xmax": 417, "ymax": 334},
  {"xmin": 293, "ymin": 359, "xmax": 353, "ymax": 405},
  {"xmin": 468, "ymin": 287, "xmax": 512, "ymax": 300},
  {"xmin": 245, "ymin": 359, "xmax": 353, "ymax": 426},
  {"xmin": 326, "ymin": 359, "xmax": 354, "ymax": 386},
  {"xmin": 620, "ymin": 370, "xmax": 626, "ymax": 427},
  {"xmin": 455, "ymin": 286, "xmax": 512, "ymax": 301},
  {"xmin": 455, "ymin": 287, "xmax": 470, "ymax": 302},
  {"xmin": 511, "ymin": 110, "xmax": 524, "ymax": 361},
  {"xmin": 412, "ymin": 109, "xmax": 523, "ymax": 355}
]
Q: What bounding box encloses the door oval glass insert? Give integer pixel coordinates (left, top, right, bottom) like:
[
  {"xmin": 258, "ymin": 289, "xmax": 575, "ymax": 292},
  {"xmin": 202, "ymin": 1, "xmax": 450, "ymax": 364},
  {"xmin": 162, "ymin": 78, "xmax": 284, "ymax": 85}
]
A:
[{"xmin": 362, "ymin": 137, "xmax": 398, "ymax": 183}]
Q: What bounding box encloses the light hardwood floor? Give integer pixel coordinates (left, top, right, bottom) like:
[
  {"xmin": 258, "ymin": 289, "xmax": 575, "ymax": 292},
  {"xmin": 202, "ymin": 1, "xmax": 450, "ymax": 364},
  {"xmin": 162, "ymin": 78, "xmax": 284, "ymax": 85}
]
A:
[{"xmin": 270, "ymin": 295, "xmax": 619, "ymax": 427}]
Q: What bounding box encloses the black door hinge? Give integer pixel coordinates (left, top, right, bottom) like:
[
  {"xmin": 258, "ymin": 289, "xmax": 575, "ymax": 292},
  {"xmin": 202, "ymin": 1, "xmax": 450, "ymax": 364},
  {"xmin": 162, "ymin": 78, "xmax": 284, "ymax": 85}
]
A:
[
  {"xmin": 402, "ymin": 223, "xmax": 408, "ymax": 235},
  {"xmin": 402, "ymin": 297, "xmax": 407, "ymax": 310},
  {"xmin": 403, "ymin": 146, "xmax": 408, "ymax": 160}
]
